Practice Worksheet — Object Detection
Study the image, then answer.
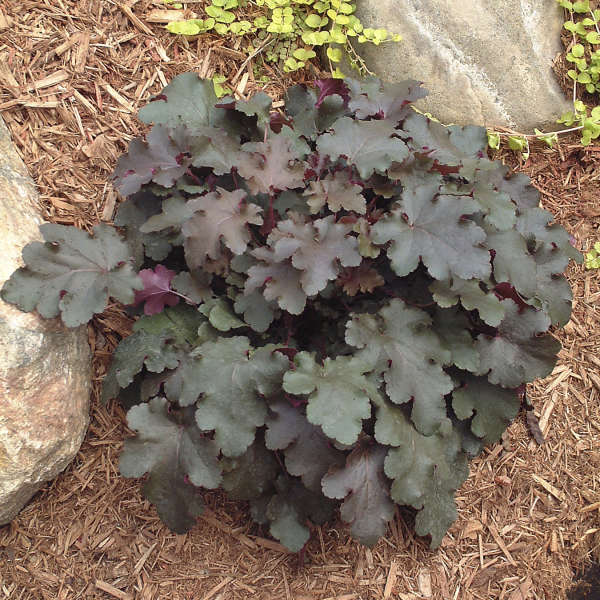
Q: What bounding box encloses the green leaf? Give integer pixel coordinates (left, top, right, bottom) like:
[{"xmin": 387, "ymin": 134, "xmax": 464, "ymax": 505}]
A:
[
  {"xmin": 102, "ymin": 304, "xmax": 206, "ymax": 403},
  {"xmin": 472, "ymin": 158, "xmax": 540, "ymax": 210},
  {"xmin": 182, "ymin": 187, "xmax": 263, "ymax": 269},
  {"xmin": 205, "ymin": 5, "xmax": 235, "ymax": 23},
  {"xmin": 233, "ymin": 289, "xmax": 277, "ymax": 332},
  {"xmin": 194, "ymin": 337, "xmax": 289, "ymax": 456},
  {"xmin": 258, "ymin": 476, "xmax": 335, "ymax": 552},
  {"xmin": 133, "ymin": 302, "xmax": 207, "ymax": 347},
  {"xmin": 487, "ymin": 229, "xmax": 537, "ymax": 297},
  {"xmin": 534, "ymin": 129, "xmax": 558, "ymax": 148},
  {"xmin": 527, "ymin": 245, "xmax": 574, "ymax": 327},
  {"xmin": 230, "ymin": 92, "xmax": 273, "ymax": 125},
  {"xmin": 452, "ymin": 373, "xmax": 519, "ymax": 444},
  {"xmin": 516, "ymin": 205, "xmax": 582, "ymax": 262},
  {"xmin": 507, "ymin": 135, "xmax": 528, "ymax": 152},
  {"xmin": 401, "ymin": 112, "xmax": 488, "ymax": 171},
  {"xmin": 138, "ymin": 73, "xmax": 225, "ymax": 131},
  {"xmin": 221, "ymin": 434, "xmax": 279, "ymax": 500},
  {"xmin": 139, "ymin": 194, "xmax": 197, "ymax": 233},
  {"xmin": 166, "ymin": 20, "xmax": 201, "ymax": 35},
  {"xmin": 322, "ymin": 444, "xmax": 394, "ymax": 546},
  {"xmin": 284, "ymin": 83, "xmax": 346, "ymax": 140},
  {"xmin": 284, "ymin": 58, "xmax": 303, "ymax": 72},
  {"xmin": 1, "ymin": 223, "xmax": 142, "ymax": 327},
  {"xmin": 265, "ymin": 401, "xmax": 345, "ymax": 491},
  {"xmin": 470, "ymin": 181, "xmax": 517, "ymax": 230},
  {"xmin": 372, "ymin": 394, "xmax": 412, "ymax": 446},
  {"xmin": 269, "ymin": 216, "xmax": 361, "ymax": 295},
  {"xmin": 305, "ymin": 13, "xmax": 322, "ymax": 28},
  {"xmin": 101, "ymin": 329, "xmax": 179, "ymax": 403},
  {"xmin": 199, "ymin": 298, "xmax": 245, "ymax": 331},
  {"xmin": 384, "ymin": 414, "xmax": 468, "ymax": 548},
  {"xmin": 430, "ymin": 277, "xmax": 506, "ymax": 327},
  {"xmin": 346, "ymin": 300, "xmax": 454, "ymax": 436},
  {"xmin": 239, "ymin": 133, "xmax": 306, "ymax": 194},
  {"xmin": 283, "ymin": 351, "xmax": 374, "ymax": 445},
  {"xmin": 433, "ymin": 306, "xmax": 480, "ymax": 373},
  {"xmin": 346, "ymin": 78, "xmax": 427, "ymax": 122},
  {"xmin": 189, "ymin": 127, "xmax": 242, "ymax": 175},
  {"xmin": 487, "ymin": 131, "xmax": 500, "ymax": 149},
  {"xmin": 371, "ymin": 180, "xmax": 491, "ymax": 281},
  {"xmin": 120, "ymin": 398, "xmax": 222, "ymax": 533},
  {"xmin": 476, "ymin": 303, "xmax": 561, "ymax": 387},
  {"xmin": 326, "ymin": 47, "xmax": 343, "ymax": 62},
  {"xmin": 316, "ymin": 117, "xmax": 410, "ymax": 179},
  {"xmin": 246, "ymin": 248, "xmax": 307, "ymax": 315},
  {"xmin": 114, "ymin": 192, "xmax": 178, "ymax": 266},
  {"xmin": 578, "ymin": 71, "xmax": 592, "ymax": 83},
  {"xmin": 564, "ymin": 20, "xmax": 577, "ymax": 32},
  {"xmin": 573, "ymin": 0, "xmax": 591, "ymax": 13},
  {"xmin": 293, "ymin": 48, "xmax": 317, "ymax": 61},
  {"xmin": 304, "ymin": 170, "xmax": 366, "ymax": 214}
]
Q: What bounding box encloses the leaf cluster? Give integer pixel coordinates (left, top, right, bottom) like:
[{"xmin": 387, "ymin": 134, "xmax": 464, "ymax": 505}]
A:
[
  {"xmin": 1, "ymin": 73, "xmax": 580, "ymax": 551},
  {"xmin": 164, "ymin": 0, "xmax": 400, "ymax": 77},
  {"xmin": 585, "ymin": 240, "xmax": 600, "ymax": 269}
]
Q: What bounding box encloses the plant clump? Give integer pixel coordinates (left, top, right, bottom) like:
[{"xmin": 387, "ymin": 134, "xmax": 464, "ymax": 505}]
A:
[{"xmin": 1, "ymin": 73, "xmax": 581, "ymax": 552}]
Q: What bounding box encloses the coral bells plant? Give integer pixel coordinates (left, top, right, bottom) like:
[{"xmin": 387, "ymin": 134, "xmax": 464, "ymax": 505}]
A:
[{"xmin": 1, "ymin": 73, "xmax": 581, "ymax": 551}]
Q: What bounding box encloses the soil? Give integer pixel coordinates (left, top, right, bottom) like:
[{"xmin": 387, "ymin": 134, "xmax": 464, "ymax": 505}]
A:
[
  {"xmin": 0, "ymin": 2, "xmax": 599, "ymax": 599},
  {"xmin": 569, "ymin": 563, "xmax": 600, "ymax": 600}
]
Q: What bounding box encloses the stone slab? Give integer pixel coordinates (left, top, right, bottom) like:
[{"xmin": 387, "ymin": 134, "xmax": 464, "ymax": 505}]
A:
[
  {"xmin": 0, "ymin": 116, "xmax": 92, "ymax": 525},
  {"xmin": 349, "ymin": 0, "xmax": 571, "ymax": 130}
]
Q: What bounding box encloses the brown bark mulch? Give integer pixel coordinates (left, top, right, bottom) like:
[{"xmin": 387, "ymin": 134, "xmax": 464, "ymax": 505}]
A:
[{"xmin": 1, "ymin": 2, "xmax": 599, "ymax": 599}]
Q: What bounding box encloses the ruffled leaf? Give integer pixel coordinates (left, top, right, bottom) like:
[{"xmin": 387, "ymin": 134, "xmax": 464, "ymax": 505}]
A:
[
  {"xmin": 322, "ymin": 443, "xmax": 394, "ymax": 546},
  {"xmin": 1, "ymin": 223, "xmax": 142, "ymax": 327},
  {"xmin": 265, "ymin": 401, "xmax": 344, "ymax": 491},
  {"xmin": 283, "ymin": 351, "xmax": 375, "ymax": 445},
  {"xmin": 346, "ymin": 300, "xmax": 453, "ymax": 436},
  {"xmin": 476, "ymin": 302, "xmax": 561, "ymax": 387},
  {"xmin": 384, "ymin": 412, "xmax": 468, "ymax": 548},
  {"xmin": 120, "ymin": 398, "xmax": 222, "ymax": 533}
]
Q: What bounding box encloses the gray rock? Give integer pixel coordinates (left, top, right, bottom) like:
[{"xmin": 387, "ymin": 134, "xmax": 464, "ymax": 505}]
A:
[
  {"xmin": 348, "ymin": 0, "xmax": 571, "ymax": 130},
  {"xmin": 0, "ymin": 116, "xmax": 91, "ymax": 525}
]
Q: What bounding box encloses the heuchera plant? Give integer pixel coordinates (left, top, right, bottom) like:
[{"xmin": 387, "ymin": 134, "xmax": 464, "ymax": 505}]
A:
[{"xmin": 1, "ymin": 73, "xmax": 581, "ymax": 551}]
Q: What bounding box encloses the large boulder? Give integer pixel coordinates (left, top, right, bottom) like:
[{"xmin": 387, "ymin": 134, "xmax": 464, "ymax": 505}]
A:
[
  {"xmin": 0, "ymin": 116, "xmax": 91, "ymax": 525},
  {"xmin": 349, "ymin": 0, "xmax": 571, "ymax": 130}
]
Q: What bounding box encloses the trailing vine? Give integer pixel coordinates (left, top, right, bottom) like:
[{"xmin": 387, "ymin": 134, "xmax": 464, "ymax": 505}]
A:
[
  {"xmin": 488, "ymin": 0, "xmax": 600, "ymax": 156},
  {"xmin": 164, "ymin": 0, "xmax": 400, "ymax": 77}
]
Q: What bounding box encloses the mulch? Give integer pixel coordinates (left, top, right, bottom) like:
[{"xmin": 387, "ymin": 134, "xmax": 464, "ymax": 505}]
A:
[{"xmin": 0, "ymin": 1, "xmax": 599, "ymax": 599}]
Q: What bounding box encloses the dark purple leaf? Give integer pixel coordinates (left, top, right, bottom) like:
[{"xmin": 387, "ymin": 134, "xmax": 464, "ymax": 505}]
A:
[
  {"xmin": 134, "ymin": 264, "xmax": 180, "ymax": 315},
  {"xmin": 314, "ymin": 79, "xmax": 350, "ymax": 108}
]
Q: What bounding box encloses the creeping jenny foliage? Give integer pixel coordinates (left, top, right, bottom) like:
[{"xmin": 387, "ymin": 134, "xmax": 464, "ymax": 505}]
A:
[
  {"xmin": 1, "ymin": 73, "xmax": 581, "ymax": 551},
  {"xmin": 163, "ymin": 0, "xmax": 400, "ymax": 78}
]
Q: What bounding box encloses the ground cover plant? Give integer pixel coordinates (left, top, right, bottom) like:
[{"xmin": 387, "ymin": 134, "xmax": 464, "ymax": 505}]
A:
[
  {"xmin": 163, "ymin": 0, "xmax": 399, "ymax": 77},
  {"xmin": 0, "ymin": 74, "xmax": 581, "ymax": 552}
]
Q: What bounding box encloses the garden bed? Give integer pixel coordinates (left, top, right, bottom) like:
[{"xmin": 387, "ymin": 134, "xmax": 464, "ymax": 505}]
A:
[{"xmin": 0, "ymin": 1, "xmax": 599, "ymax": 598}]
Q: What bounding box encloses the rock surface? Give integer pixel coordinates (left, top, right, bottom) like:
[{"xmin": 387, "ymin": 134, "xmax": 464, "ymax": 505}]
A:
[
  {"xmin": 349, "ymin": 0, "xmax": 571, "ymax": 130},
  {"xmin": 0, "ymin": 116, "xmax": 91, "ymax": 525}
]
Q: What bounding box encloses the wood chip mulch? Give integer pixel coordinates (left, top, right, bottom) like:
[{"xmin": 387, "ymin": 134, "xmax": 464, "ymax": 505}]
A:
[{"xmin": 0, "ymin": 1, "xmax": 599, "ymax": 599}]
